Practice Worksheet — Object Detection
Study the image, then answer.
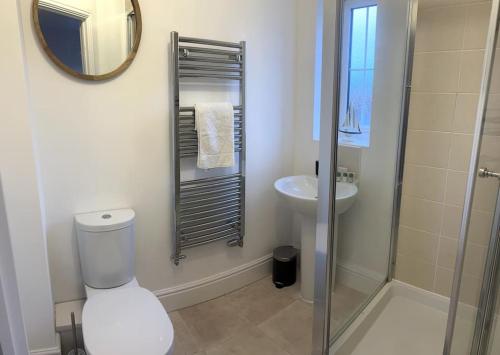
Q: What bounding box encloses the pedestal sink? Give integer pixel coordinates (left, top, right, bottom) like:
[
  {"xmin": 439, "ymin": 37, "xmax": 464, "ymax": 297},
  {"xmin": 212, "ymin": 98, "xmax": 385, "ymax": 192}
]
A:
[{"xmin": 274, "ymin": 175, "xmax": 358, "ymax": 302}]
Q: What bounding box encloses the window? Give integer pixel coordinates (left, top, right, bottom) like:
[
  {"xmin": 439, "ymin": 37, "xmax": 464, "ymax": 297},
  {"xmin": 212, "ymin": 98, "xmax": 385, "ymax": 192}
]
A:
[
  {"xmin": 339, "ymin": 1, "xmax": 378, "ymax": 148},
  {"xmin": 39, "ymin": 9, "xmax": 85, "ymax": 73}
]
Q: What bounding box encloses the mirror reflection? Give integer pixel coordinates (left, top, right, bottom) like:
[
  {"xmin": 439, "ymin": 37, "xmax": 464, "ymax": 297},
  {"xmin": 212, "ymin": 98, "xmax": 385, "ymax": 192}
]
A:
[{"xmin": 35, "ymin": 0, "xmax": 139, "ymax": 77}]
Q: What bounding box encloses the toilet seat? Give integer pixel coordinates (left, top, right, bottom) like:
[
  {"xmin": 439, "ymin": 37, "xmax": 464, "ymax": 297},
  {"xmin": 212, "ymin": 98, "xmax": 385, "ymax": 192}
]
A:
[{"xmin": 82, "ymin": 287, "xmax": 174, "ymax": 355}]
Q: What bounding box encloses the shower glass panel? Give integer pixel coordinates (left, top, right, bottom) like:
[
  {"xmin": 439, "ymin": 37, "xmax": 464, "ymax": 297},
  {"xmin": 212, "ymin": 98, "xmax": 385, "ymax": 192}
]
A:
[
  {"xmin": 487, "ymin": 276, "xmax": 500, "ymax": 354},
  {"xmin": 329, "ymin": 0, "xmax": 413, "ymax": 342},
  {"xmin": 446, "ymin": 3, "xmax": 500, "ymax": 353}
]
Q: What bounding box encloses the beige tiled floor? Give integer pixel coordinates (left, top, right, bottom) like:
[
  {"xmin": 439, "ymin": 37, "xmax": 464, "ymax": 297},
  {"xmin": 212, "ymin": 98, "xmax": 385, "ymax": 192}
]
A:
[{"xmin": 168, "ymin": 276, "xmax": 367, "ymax": 355}]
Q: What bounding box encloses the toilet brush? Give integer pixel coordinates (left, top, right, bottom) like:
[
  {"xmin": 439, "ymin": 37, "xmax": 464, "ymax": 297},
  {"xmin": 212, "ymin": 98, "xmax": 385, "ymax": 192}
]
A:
[{"xmin": 67, "ymin": 312, "xmax": 86, "ymax": 355}]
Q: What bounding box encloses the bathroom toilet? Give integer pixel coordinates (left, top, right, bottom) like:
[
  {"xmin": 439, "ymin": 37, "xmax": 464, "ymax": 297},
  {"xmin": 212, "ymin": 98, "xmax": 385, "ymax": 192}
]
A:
[{"xmin": 75, "ymin": 209, "xmax": 174, "ymax": 355}]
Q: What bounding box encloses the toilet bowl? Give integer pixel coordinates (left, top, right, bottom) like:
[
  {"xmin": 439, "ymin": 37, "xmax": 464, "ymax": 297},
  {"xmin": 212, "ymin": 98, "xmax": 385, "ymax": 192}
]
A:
[
  {"xmin": 75, "ymin": 209, "xmax": 174, "ymax": 355},
  {"xmin": 83, "ymin": 282, "xmax": 173, "ymax": 355}
]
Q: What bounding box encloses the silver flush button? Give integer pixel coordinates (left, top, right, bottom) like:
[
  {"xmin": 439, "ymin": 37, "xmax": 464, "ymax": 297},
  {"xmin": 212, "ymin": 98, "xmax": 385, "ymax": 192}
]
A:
[{"xmin": 101, "ymin": 214, "xmax": 112, "ymax": 219}]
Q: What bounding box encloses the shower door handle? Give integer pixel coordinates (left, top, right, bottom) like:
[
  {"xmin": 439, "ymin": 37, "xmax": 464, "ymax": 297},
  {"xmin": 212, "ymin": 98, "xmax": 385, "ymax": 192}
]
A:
[{"xmin": 479, "ymin": 168, "xmax": 500, "ymax": 180}]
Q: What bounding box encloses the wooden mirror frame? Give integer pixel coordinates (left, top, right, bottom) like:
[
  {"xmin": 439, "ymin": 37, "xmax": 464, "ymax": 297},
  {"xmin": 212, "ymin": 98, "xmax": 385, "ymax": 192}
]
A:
[{"xmin": 32, "ymin": 0, "xmax": 142, "ymax": 81}]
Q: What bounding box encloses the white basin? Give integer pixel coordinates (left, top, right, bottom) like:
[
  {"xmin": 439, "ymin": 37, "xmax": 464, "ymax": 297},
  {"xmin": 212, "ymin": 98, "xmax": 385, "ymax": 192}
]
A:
[
  {"xmin": 274, "ymin": 175, "xmax": 358, "ymax": 302},
  {"xmin": 336, "ymin": 181, "xmax": 358, "ymax": 214},
  {"xmin": 274, "ymin": 175, "xmax": 358, "ymax": 216},
  {"xmin": 274, "ymin": 175, "xmax": 317, "ymax": 216}
]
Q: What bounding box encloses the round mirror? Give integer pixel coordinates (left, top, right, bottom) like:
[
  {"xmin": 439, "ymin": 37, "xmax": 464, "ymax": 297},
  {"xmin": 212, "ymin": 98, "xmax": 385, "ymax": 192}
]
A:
[{"xmin": 32, "ymin": 0, "xmax": 142, "ymax": 81}]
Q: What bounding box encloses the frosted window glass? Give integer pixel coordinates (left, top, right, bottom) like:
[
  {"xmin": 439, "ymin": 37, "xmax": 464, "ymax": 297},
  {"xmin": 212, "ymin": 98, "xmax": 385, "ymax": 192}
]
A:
[
  {"xmin": 341, "ymin": 4, "xmax": 377, "ymax": 147},
  {"xmin": 366, "ymin": 7, "xmax": 377, "ymax": 69},
  {"xmin": 312, "ymin": 2, "xmax": 378, "ymax": 145},
  {"xmin": 348, "ymin": 71, "xmax": 364, "ymax": 114},
  {"xmin": 350, "ymin": 8, "xmax": 367, "ymax": 70},
  {"xmin": 363, "ymin": 69, "xmax": 374, "ymax": 127}
]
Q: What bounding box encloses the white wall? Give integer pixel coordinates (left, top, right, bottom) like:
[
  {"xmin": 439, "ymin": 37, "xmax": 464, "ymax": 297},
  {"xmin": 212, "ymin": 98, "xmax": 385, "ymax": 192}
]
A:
[
  {"xmin": 290, "ymin": 0, "xmax": 403, "ymax": 287},
  {"xmin": 288, "ymin": 0, "xmax": 323, "ymax": 251},
  {"xmin": 293, "ymin": 0, "xmax": 321, "ymax": 176},
  {"xmin": 0, "ymin": 180, "xmax": 29, "ymax": 355},
  {"xmin": 0, "ymin": 0, "xmax": 58, "ymax": 352},
  {"xmin": 19, "ymin": 0, "xmax": 297, "ymax": 303},
  {"xmin": 336, "ymin": 0, "xmax": 411, "ymax": 280},
  {"xmin": 291, "ymin": 0, "xmax": 412, "ymax": 285},
  {"xmin": 292, "ymin": 0, "xmax": 410, "ymax": 284},
  {"xmin": 94, "ymin": 0, "xmax": 128, "ymax": 73}
]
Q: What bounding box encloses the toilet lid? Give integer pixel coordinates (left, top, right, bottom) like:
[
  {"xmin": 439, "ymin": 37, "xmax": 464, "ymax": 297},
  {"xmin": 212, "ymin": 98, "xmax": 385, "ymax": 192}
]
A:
[{"xmin": 83, "ymin": 287, "xmax": 174, "ymax": 355}]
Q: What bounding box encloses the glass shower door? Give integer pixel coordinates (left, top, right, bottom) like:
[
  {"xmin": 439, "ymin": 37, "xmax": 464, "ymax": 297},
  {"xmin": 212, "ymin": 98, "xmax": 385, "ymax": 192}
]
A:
[
  {"xmin": 311, "ymin": 0, "xmax": 415, "ymax": 352},
  {"xmin": 486, "ymin": 265, "xmax": 500, "ymax": 354},
  {"xmin": 449, "ymin": 169, "xmax": 500, "ymax": 355},
  {"xmin": 445, "ymin": 1, "xmax": 500, "ymax": 353},
  {"xmin": 326, "ymin": 0, "xmax": 414, "ymax": 346}
]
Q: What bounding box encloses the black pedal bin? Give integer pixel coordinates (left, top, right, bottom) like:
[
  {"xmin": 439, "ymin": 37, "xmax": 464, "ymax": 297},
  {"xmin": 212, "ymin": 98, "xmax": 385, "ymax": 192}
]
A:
[{"xmin": 272, "ymin": 246, "xmax": 297, "ymax": 288}]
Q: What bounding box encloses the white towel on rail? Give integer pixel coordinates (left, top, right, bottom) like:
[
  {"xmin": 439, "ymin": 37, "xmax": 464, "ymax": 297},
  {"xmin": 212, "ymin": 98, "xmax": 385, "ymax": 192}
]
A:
[{"xmin": 194, "ymin": 102, "xmax": 235, "ymax": 169}]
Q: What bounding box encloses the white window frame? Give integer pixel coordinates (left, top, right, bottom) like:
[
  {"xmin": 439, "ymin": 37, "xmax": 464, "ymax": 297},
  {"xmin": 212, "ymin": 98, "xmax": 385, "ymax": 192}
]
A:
[
  {"xmin": 339, "ymin": 0, "xmax": 378, "ymax": 148},
  {"xmin": 39, "ymin": 0, "xmax": 95, "ymax": 75}
]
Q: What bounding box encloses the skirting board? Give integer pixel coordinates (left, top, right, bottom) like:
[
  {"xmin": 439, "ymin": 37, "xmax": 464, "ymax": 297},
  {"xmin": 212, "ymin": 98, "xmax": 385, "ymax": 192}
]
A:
[
  {"xmin": 336, "ymin": 262, "xmax": 384, "ymax": 294},
  {"xmin": 30, "ymin": 334, "xmax": 61, "ymax": 355},
  {"xmin": 155, "ymin": 254, "xmax": 273, "ymax": 312},
  {"xmin": 54, "ymin": 254, "xmax": 273, "ymax": 331}
]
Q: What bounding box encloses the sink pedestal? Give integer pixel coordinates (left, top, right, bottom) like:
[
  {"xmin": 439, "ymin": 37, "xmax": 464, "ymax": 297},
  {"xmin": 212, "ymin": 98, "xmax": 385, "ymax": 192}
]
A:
[
  {"xmin": 273, "ymin": 176, "xmax": 358, "ymax": 303},
  {"xmin": 299, "ymin": 214, "xmax": 316, "ymax": 302},
  {"xmin": 299, "ymin": 214, "xmax": 339, "ymax": 303}
]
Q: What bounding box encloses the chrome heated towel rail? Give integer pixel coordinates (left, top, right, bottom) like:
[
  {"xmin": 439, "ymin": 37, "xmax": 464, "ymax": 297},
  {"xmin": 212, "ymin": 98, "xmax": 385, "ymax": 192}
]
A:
[{"xmin": 171, "ymin": 32, "xmax": 246, "ymax": 265}]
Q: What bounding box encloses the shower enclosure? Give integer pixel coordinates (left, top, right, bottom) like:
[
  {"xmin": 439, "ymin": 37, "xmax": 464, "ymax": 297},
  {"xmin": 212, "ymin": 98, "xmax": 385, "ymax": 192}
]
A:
[
  {"xmin": 311, "ymin": 0, "xmax": 500, "ymax": 354},
  {"xmin": 445, "ymin": 3, "xmax": 500, "ymax": 353}
]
